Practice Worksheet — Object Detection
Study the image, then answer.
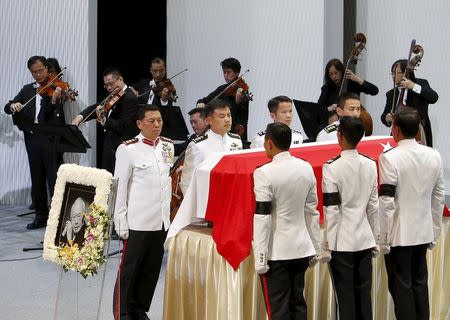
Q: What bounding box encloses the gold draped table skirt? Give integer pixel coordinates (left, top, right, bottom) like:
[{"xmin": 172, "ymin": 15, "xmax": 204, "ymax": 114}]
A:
[{"xmin": 164, "ymin": 218, "xmax": 450, "ymax": 320}]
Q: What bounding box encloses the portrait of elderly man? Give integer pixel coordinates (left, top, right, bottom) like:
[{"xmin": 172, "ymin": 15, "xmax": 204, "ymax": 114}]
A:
[{"xmin": 61, "ymin": 197, "xmax": 89, "ymax": 246}]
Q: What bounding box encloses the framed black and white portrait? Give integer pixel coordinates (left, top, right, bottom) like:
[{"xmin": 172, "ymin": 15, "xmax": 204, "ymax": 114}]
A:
[{"xmin": 43, "ymin": 164, "xmax": 116, "ymax": 262}]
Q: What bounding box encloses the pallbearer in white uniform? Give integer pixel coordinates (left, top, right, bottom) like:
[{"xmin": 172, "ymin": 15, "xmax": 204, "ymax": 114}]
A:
[
  {"xmin": 252, "ymin": 122, "xmax": 321, "ymax": 320},
  {"xmin": 316, "ymin": 92, "xmax": 361, "ymax": 142},
  {"xmin": 250, "ymin": 95, "xmax": 302, "ymax": 149},
  {"xmin": 378, "ymin": 108, "xmax": 445, "ymax": 320},
  {"xmin": 321, "ymin": 116, "xmax": 380, "ymax": 320},
  {"xmin": 179, "ymin": 99, "xmax": 242, "ymax": 195}
]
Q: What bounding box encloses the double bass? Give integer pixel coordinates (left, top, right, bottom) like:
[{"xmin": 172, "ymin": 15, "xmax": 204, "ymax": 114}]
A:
[
  {"xmin": 391, "ymin": 40, "xmax": 426, "ymax": 144},
  {"xmin": 169, "ymin": 150, "xmax": 186, "ymax": 222},
  {"xmin": 339, "ymin": 33, "xmax": 373, "ymax": 136}
]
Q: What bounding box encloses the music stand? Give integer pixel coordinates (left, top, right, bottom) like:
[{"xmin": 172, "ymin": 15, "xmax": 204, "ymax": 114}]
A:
[
  {"xmin": 32, "ymin": 124, "xmax": 91, "ymax": 153},
  {"xmin": 160, "ymin": 106, "xmax": 189, "ymax": 141},
  {"xmin": 23, "ymin": 124, "xmax": 90, "ymax": 252},
  {"xmin": 293, "ymin": 100, "xmax": 328, "ymax": 141}
]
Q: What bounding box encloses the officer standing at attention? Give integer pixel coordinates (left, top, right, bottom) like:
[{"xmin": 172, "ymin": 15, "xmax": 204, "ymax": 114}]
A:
[
  {"xmin": 252, "ymin": 122, "xmax": 322, "ymax": 320},
  {"xmin": 316, "ymin": 92, "xmax": 361, "ymax": 142},
  {"xmin": 249, "ymin": 95, "xmax": 303, "ymax": 149},
  {"xmin": 378, "ymin": 108, "xmax": 444, "ymax": 320},
  {"xmin": 179, "ymin": 99, "xmax": 242, "ymax": 195},
  {"xmin": 321, "ymin": 116, "xmax": 380, "ymax": 320},
  {"xmin": 112, "ymin": 105, "xmax": 174, "ymax": 320}
]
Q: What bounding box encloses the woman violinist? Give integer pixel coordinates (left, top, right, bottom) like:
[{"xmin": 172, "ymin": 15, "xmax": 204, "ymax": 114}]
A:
[{"xmin": 318, "ymin": 58, "xmax": 379, "ymax": 125}]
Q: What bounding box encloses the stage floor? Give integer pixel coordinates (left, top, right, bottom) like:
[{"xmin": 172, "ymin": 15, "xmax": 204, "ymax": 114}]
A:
[{"xmin": 0, "ymin": 205, "xmax": 166, "ymax": 320}]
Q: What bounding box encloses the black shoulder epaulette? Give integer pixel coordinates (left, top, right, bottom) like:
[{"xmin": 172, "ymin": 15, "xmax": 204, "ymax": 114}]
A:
[
  {"xmin": 292, "ymin": 129, "xmax": 302, "ymax": 135},
  {"xmin": 227, "ymin": 132, "xmax": 241, "ymax": 139},
  {"xmin": 160, "ymin": 136, "xmax": 173, "ymax": 143},
  {"xmin": 324, "ymin": 123, "xmax": 338, "ymax": 134},
  {"xmin": 359, "ymin": 153, "xmax": 375, "ymax": 161},
  {"xmin": 257, "ymin": 131, "xmax": 266, "ymax": 136},
  {"xmin": 193, "ymin": 134, "xmax": 208, "ymax": 144},
  {"xmin": 122, "ymin": 138, "xmax": 138, "ymax": 146},
  {"xmin": 325, "ymin": 155, "xmax": 341, "ymax": 164},
  {"xmin": 383, "ymin": 146, "xmax": 396, "ymax": 153}
]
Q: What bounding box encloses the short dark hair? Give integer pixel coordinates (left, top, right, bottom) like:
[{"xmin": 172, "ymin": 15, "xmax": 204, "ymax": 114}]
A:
[
  {"xmin": 393, "ymin": 108, "xmax": 419, "ymax": 138},
  {"xmin": 338, "ymin": 116, "xmax": 365, "ymax": 147},
  {"xmin": 337, "ymin": 92, "xmax": 360, "ymax": 109},
  {"xmin": 391, "ymin": 59, "xmax": 416, "ymax": 80},
  {"xmin": 324, "ymin": 58, "xmax": 345, "ymax": 85},
  {"xmin": 188, "ymin": 107, "xmax": 206, "ymax": 119},
  {"xmin": 204, "ymin": 99, "xmax": 231, "ymax": 117},
  {"xmin": 265, "ymin": 122, "xmax": 291, "ymax": 150},
  {"xmin": 103, "ymin": 66, "xmax": 123, "ymax": 79},
  {"xmin": 136, "ymin": 104, "xmax": 161, "ymax": 121},
  {"xmin": 220, "ymin": 57, "xmax": 241, "ymax": 73},
  {"xmin": 151, "ymin": 57, "xmax": 166, "ymax": 66},
  {"xmin": 27, "ymin": 56, "xmax": 48, "ymax": 69},
  {"xmin": 267, "ymin": 95, "xmax": 292, "ymax": 113}
]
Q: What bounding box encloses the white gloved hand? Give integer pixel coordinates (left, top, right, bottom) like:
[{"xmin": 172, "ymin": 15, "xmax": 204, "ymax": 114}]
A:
[
  {"xmin": 428, "ymin": 241, "xmax": 436, "ymax": 250},
  {"xmin": 309, "ymin": 255, "xmax": 322, "ymax": 268},
  {"xmin": 116, "ymin": 228, "xmax": 129, "ymax": 240},
  {"xmin": 196, "ymin": 102, "xmax": 205, "ymax": 108},
  {"xmin": 255, "ymin": 264, "xmax": 269, "ymax": 274},
  {"xmin": 371, "ymin": 245, "xmax": 380, "ymax": 257},
  {"xmin": 321, "ymin": 250, "xmax": 331, "ymax": 263},
  {"xmin": 380, "ymin": 244, "xmax": 390, "ymax": 255}
]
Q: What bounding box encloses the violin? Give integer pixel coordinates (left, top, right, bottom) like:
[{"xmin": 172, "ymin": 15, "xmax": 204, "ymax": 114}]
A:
[
  {"xmin": 224, "ymin": 78, "xmax": 253, "ymax": 101},
  {"xmin": 38, "ymin": 77, "xmax": 78, "ymax": 102},
  {"xmin": 97, "ymin": 88, "xmax": 125, "ymax": 120},
  {"xmin": 152, "ymin": 79, "xmax": 178, "ymax": 102},
  {"xmin": 340, "ymin": 33, "xmax": 373, "ymax": 136}
]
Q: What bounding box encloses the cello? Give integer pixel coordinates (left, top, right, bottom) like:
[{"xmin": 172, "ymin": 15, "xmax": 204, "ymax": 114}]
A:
[
  {"xmin": 391, "ymin": 40, "xmax": 426, "ymax": 144},
  {"xmin": 339, "ymin": 33, "xmax": 373, "ymax": 136}
]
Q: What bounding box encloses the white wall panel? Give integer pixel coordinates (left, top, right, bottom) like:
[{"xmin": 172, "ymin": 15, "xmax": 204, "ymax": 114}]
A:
[
  {"xmin": 167, "ymin": 0, "xmax": 325, "ymax": 139},
  {"xmin": 357, "ymin": 1, "xmax": 450, "ymax": 192},
  {"xmin": 0, "ymin": 0, "xmax": 97, "ymax": 204}
]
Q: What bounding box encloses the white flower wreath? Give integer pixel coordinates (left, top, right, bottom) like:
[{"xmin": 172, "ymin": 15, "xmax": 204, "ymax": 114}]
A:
[{"xmin": 43, "ymin": 164, "xmax": 114, "ymax": 278}]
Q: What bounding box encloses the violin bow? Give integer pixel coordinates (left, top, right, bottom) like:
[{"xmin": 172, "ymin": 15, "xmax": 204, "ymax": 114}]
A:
[{"xmin": 209, "ymin": 69, "xmax": 250, "ymax": 102}]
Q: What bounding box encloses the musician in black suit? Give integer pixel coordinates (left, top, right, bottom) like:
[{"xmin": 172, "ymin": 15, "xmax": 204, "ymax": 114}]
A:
[
  {"xmin": 72, "ymin": 67, "xmax": 139, "ymax": 173},
  {"xmin": 319, "ymin": 58, "xmax": 378, "ymax": 125},
  {"xmin": 130, "ymin": 57, "xmax": 175, "ymax": 107},
  {"xmin": 380, "ymin": 59, "xmax": 438, "ymax": 147},
  {"xmin": 196, "ymin": 57, "xmax": 250, "ymax": 141},
  {"xmin": 4, "ymin": 56, "xmax": 65, "ymax": 229},
  {"xmin": 174, "ymin": 107, "xmax": 208, "ymax": 156}
]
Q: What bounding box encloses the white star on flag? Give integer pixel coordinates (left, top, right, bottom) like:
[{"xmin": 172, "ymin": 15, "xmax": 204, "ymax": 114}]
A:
[{"xmin": 380, "ymin": 142, "xmax": 393, "ymax": 152}]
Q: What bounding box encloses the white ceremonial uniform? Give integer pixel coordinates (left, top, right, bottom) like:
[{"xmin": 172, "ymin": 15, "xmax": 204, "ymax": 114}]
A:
[
  {"xmin": 179, "ymin": 129, "xmax": 242, "ymax": 195},
  {"xmin": 379, "ymin": 139, "xmax": 444, "ymax": 247},
  {"xmin": 250, "ymin": 128, "xmax": 303, "ymax": 149},
  {"xmin": 253, "ymin": 151, "xmax": 321, "ymax": 264},
  {"xmin": 322, "ymin": 150, "xmax": 379, "ymax": 252},
  {"xmin": 378, "ymin": 138, "xmax": 444, "ymax": 320},
  {"xmin": 253, "ymin": 151, "xmax": 321, "ymax": 320},
  {"xmin": 112, "ymin": 133, "xmax": 175, "ymax": 319},
  {"xmin": 114, "ymin": 133, "xmax": 174, "ymax": 233},
  {"xmin": 322, "ymin": 149, "xmax": 379, "ymax": 320},
  {"xmin": 316, "ymin": 120, "xmax": 339, "ymax": 142}
]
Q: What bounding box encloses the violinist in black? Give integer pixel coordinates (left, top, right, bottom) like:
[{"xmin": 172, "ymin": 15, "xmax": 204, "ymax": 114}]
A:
[
  {"xmin": 131, "ymin": 57, "xmax": 175, "ymax": 107},
  {"xmin": 197, "ymin": 57, "xmax": 250, "ymax": 141},
  {"xmin": 72, "ymin": 67, "xmax": 139, "ymax": 173},
  {"xmin": 381, "ymin": 59, "xmax": 438, "ymax": 147},
  {"xmin": 319, "ymin": 58, "xmax": 378, "ymax": 125},
  {"xmin": 4, "ymin": 56, "xmax": 65, "ymax": 229}
]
